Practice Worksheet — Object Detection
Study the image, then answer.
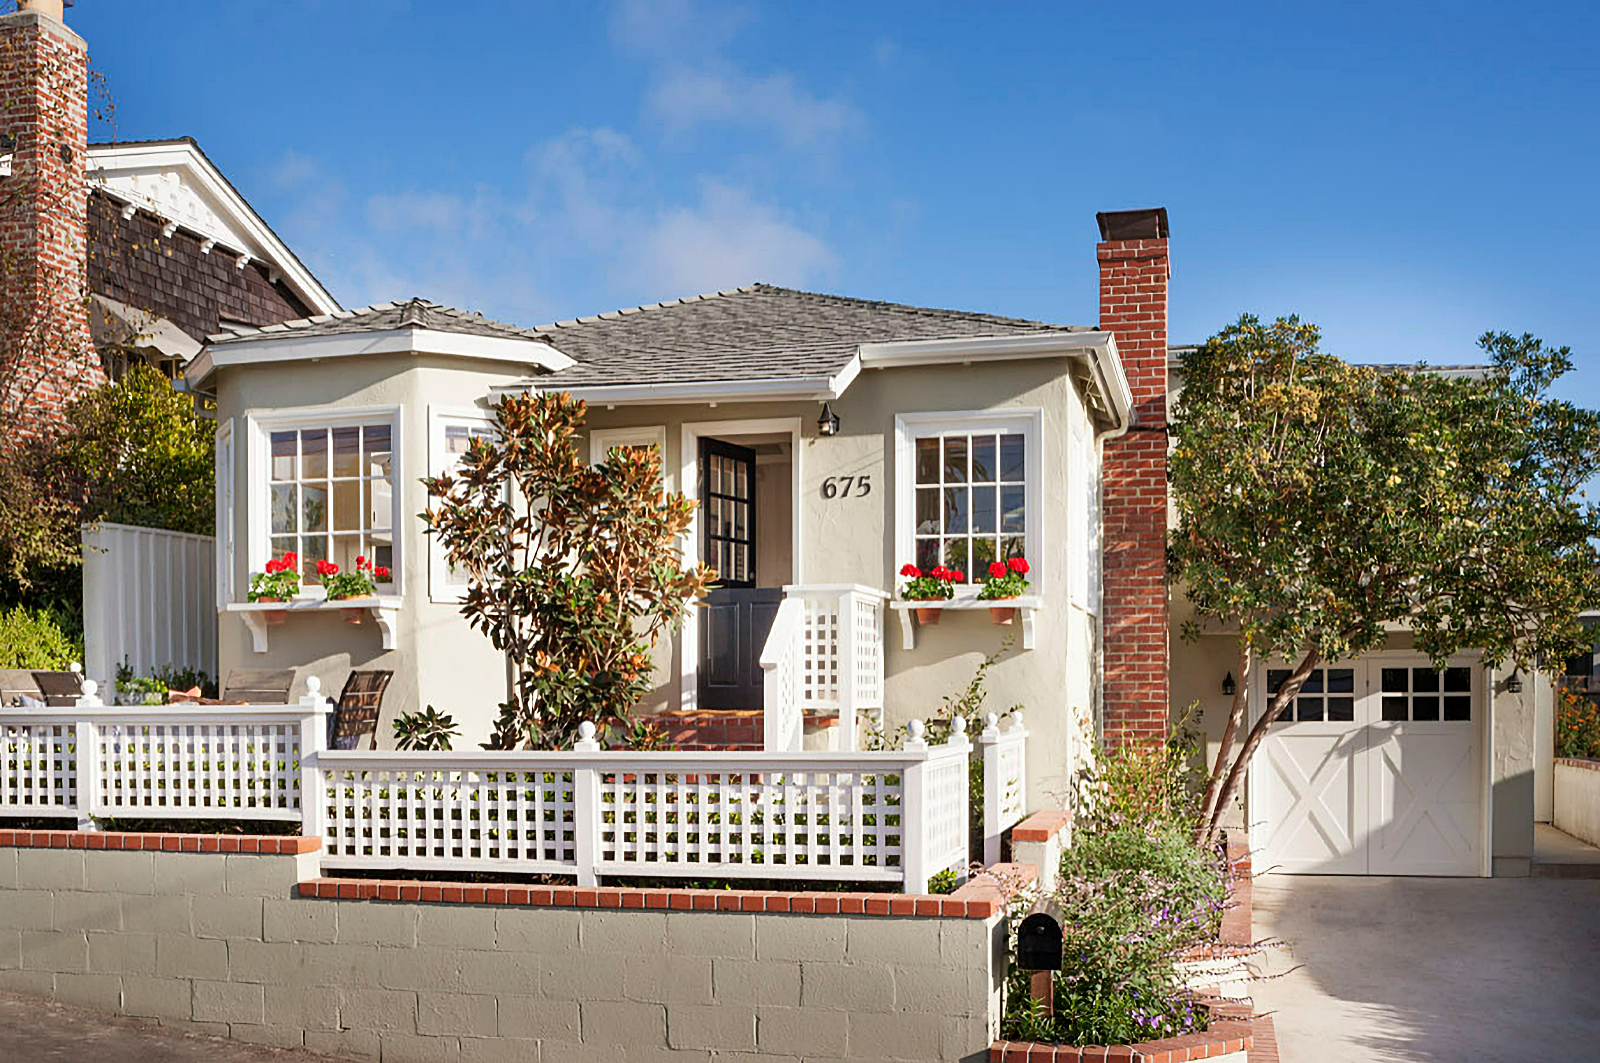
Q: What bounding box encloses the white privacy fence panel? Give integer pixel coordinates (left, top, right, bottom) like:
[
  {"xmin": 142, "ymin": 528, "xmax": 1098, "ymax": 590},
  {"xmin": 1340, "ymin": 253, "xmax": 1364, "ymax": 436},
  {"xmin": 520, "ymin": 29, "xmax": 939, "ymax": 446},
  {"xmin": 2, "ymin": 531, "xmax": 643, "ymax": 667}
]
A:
[
  {"xmin": 778, "ymin": 585, "xmax": 888, "ymax": 751},
  {"xmin": 979, "ymin": 711, "xmax": 1030, "ymax": 866},
  {"xmin": 82, "ymin": 522, "xmax": 216, "ymax": 686}
]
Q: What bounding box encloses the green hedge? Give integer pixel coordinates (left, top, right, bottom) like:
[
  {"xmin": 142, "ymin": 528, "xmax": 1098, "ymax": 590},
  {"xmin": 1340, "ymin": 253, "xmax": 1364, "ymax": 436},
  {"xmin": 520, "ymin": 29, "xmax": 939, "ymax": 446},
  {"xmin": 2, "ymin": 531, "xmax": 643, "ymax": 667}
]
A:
[{"xmin": 0, "ymin": 604, "xmax": 83, "ymax": 669}]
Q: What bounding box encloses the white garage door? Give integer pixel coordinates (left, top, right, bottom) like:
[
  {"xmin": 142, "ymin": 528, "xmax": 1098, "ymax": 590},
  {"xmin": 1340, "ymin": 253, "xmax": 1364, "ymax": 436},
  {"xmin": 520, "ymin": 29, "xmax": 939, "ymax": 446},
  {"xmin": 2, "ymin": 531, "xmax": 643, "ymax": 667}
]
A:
[{"xmin": 1253, "ymin": 657, "xmax": 1483, "ymax": 877}]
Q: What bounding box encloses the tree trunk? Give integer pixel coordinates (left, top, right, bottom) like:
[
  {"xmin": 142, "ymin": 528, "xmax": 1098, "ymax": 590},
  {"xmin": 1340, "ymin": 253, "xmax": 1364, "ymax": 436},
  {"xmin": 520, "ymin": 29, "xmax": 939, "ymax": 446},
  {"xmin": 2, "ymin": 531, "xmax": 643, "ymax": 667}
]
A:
[
  {"xmin": 1202, "ymin": 648, "xmax": 1321, "ymax": 843},
  {"xmin": 1196, "ymin": 645, "xmax": 1252, "ymax": 839}
]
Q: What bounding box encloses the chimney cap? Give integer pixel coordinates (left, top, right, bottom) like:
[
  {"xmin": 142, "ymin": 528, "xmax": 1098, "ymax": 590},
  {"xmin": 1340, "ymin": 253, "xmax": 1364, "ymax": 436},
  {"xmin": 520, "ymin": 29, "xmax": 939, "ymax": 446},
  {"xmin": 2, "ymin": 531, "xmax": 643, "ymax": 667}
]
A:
[{"xmin": 1096, "ymin": 207, "xmax": 1169, "ymax": 241}]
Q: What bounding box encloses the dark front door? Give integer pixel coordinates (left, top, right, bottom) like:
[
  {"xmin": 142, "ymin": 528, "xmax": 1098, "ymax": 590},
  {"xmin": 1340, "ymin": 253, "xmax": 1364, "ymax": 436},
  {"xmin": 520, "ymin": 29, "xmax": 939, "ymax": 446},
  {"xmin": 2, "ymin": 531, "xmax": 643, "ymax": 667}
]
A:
[{"xmin": 697, "ymin": 439, "xmax": 779, "ymax": 710}]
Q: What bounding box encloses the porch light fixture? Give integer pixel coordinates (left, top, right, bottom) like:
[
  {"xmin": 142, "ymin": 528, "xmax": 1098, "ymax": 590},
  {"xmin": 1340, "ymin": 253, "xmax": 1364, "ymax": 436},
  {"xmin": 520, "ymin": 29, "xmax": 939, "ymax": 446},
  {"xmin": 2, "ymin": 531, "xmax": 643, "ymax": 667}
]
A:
[
  {"xmin": 817, "ymin": 402, "xmax": 841, "ymax": 437},
  {"xmin": 1221, "ymin": 672, "xmax": 1236, "ymax": 697},
  {"xmin": 1505, "ymin": 669, "xmax": 1524, "ymax": 694}
]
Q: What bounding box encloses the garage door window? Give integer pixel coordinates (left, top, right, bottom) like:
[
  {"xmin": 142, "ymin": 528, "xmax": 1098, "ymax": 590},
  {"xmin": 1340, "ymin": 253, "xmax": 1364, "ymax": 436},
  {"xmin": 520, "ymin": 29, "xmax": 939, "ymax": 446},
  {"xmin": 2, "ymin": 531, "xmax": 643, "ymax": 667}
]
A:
[
  {"xmin": 1268, "ymin": 667, "xmax": 1355, "ymax": 721},
  {"xmin": 1381, "ymin": 666, "xmax": 1472, "ymax": 721}
]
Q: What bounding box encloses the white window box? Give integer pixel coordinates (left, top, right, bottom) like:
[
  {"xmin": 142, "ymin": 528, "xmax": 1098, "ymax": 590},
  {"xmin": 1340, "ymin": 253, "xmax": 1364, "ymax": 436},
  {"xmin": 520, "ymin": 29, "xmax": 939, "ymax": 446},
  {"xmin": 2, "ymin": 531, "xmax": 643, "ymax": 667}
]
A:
[
  {"xmin": 888, "ymin": 594, "xmax": 1040, "ymax": 651},
  {"xmin": 226, "ymin": 596, "xmax": 401, "ymax": 653}
]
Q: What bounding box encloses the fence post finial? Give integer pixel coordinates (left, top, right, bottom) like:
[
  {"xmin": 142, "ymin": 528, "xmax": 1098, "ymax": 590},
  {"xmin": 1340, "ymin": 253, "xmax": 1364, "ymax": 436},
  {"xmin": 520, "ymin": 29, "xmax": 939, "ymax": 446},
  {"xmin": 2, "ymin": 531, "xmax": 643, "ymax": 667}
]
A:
[
  {"xmin": 905, "ymin": 718, "xmax": 927, "ymax": 750},
  {"xmin": 78, "ymin": 679, "xmax": 102, "ymax": 708},
  {"xmin": 574, "ymin": 720, "xmax": 601, "ymax": 752}
]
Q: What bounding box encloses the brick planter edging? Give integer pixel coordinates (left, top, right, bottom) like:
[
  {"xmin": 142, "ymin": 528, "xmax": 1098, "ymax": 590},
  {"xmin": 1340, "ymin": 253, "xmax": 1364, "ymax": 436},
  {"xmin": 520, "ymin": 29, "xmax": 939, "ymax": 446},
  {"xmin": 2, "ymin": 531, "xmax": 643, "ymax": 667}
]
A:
[
  {"xmin": 990, "ymin": 997, "xmax": 1256, "ymax": 1062},
  {"xmin": 0, "ymin": 829, "xmax": 320, "ymax": 854},
  {"xmin": 1556, "ymin": 756, "xmax": 1600, "ymax": 772}
]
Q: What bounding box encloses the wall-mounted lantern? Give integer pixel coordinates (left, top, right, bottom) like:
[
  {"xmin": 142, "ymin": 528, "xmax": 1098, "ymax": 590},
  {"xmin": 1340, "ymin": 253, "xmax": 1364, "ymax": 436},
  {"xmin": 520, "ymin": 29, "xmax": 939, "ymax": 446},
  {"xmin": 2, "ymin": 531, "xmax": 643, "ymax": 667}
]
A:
[
  {"xmin": 1015, "ymin": 896, "xmax": 1064, "ymax": 1015},
  {"xmin": 1221, "ymin": 672, "xmax": 1236, "ymax": 697},
  {"xmin": 817, "ymin": 402, "xmax": 841, "ymax": 437},
  {"xmin": 1505, "ymin": 669, "xmax": 1524, "ymax": 694}
]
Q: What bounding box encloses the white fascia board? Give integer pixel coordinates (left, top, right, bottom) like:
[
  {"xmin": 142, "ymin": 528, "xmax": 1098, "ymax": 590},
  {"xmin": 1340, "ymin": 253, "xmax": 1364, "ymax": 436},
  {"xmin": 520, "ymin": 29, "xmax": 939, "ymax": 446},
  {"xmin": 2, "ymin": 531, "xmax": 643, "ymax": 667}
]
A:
[
  {"xmin": 859, "ymin": 331, "xmax": 1133, "ymax": 429},
  {"xmin": 514, "ymin": 374, "xmax": 844, "ymax": 405},
  {"xmin": 87, "ymin": 141, "xmax": 340, "ymax": 315},
  {"xmin": 188, "ymin": 328, "xmax": 572, "ymax": 390}
]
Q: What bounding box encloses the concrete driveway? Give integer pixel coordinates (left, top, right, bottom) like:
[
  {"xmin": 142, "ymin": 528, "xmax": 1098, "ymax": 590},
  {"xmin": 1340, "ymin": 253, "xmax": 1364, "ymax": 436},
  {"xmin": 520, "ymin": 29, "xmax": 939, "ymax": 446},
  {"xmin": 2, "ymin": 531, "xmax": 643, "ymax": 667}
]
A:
[{"xmin": 1251, "ymin": 875, "xmax": 1600, "ymax": 1061}]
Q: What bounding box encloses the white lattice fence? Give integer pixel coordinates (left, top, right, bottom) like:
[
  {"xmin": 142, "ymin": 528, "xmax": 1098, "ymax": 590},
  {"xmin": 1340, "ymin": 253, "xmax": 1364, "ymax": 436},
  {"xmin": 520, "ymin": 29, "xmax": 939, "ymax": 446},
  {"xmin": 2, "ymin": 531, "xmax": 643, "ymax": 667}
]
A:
[
  {"xmin": 760, "ymin": 598, "xmax": 805, "ymax": 753},
  {"xmin": 0, "ymin": 721, "xmax": 78, "ymax": 815},
  {"xmin": 980, "ymin": 711, "xmax": 1029, "ymax": 865},
  {"xmin": 777, "ymin": 585, "xmax": 888, "ymax": 751}
]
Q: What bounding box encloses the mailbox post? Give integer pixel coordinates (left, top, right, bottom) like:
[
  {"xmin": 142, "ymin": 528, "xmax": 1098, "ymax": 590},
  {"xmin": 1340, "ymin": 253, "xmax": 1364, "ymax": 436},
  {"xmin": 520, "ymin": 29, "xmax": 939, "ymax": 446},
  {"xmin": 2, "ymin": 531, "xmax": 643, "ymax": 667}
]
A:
[{"xmin": 1015, "ymin": 896, "xmax": 1064, "ymax": 1016}]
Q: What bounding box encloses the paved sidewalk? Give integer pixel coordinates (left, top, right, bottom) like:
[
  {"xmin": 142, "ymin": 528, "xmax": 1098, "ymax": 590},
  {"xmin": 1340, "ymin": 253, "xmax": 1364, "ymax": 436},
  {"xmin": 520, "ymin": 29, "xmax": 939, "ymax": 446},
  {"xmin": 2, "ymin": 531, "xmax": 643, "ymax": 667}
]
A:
[
  {"xmin": 1252, "ymin": 874, "xmax": 1600, "ymax": 1061},
  {"xmin": 0, "ymin": 992, "xmax": 353, "ymax": 1063}
]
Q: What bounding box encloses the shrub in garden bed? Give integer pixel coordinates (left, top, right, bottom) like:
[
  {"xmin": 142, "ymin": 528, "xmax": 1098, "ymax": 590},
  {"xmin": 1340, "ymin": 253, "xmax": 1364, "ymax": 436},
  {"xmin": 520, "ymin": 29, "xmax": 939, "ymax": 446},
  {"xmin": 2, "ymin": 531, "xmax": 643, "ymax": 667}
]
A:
[
  {"xmin": 1555, "ymin": 684, "xmax": 1600, "ymax": 759},
  {"xmin": 1002, "ymin": 717, "xmax": 1228, "ymax": 1047}
]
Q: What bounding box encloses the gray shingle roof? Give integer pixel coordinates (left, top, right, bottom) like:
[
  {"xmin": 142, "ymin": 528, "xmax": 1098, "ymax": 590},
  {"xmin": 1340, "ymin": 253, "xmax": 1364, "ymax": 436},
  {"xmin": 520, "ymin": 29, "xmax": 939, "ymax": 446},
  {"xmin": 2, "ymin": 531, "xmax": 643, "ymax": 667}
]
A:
[
  {"xmin": 523, "ymin": 284, "xmax": 1085, "ymax": 388},
  {"xmin": 205, "ymin": 298, "xmax": 554, "ymax": 346}
]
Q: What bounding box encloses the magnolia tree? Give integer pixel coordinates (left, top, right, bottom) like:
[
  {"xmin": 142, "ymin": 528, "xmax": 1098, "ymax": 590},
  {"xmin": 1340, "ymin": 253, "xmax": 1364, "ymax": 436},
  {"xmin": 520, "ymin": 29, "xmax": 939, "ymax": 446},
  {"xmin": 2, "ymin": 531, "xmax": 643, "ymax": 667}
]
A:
[
  {"xmin": 423, "ymin": 391, "xmax": 712, "ymax": 749},
  {"xmin": 1172, "ymin": 315, "xmax": 1600, "ymax": 842}
]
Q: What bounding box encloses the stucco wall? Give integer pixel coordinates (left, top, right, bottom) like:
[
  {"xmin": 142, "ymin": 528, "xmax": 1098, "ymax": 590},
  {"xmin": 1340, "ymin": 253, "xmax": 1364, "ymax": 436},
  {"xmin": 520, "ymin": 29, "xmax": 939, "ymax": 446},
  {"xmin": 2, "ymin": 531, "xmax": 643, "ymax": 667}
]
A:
[
  {"xmin": 0, "ymin": 844, "xmax": 1001, "ymax": 1062},
  {"xmin": 1553, "ymin": 760, "xmax": 1600, "ymax": 849},
  {"xmin": 582, "ymin": 360, "xmax": 1105, "ymax": 808},
  {"xmin": 215, "ymin": 354, "xmax": 531, "ymax": 740}
]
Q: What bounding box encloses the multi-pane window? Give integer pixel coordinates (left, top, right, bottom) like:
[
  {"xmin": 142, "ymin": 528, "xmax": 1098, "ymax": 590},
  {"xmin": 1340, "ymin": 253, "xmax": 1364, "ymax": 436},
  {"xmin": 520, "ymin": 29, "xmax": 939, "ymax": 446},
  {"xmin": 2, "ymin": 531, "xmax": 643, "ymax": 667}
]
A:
[
  {"xmin": 1382, "ymin": 666, "xmax": 1472, "ymax": 721},
  {"xmin": 701, "ymin": 440, "xmax": 754, "ymax": 587},
  {"xmin": 1268, "ymin": 667, "xmax": 1356, "ymax": 722},
  {"xmin": 269, "ymin": 424, "xmax": 394, "ymax": 585},
  {"xmin": 913, "ymin": 430, "xmax": 1027, "ymax": 582}
]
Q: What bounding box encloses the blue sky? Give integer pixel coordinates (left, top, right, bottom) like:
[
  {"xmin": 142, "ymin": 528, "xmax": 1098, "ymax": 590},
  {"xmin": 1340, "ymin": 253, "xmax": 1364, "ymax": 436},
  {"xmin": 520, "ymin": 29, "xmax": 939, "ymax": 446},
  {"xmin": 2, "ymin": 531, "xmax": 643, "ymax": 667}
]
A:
[{"xmin": 76, "ymin": 1, "xmax": 1598, "ymax": 422}]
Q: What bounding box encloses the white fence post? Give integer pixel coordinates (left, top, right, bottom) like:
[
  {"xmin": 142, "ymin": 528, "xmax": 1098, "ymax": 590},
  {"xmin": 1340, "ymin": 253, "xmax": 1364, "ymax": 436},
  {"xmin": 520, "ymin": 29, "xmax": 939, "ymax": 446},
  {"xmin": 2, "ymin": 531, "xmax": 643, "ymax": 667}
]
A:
[
  {"xmin": 74, "ymin": 680, "xmax": 103, "ymax": 831},
  {"xmin": 572, "ymin": 720, "xmax": 601, "ymax": 887},
  {"xmin": 901, "ymin": 718, "xmax": 929, "ymax": 893},
  {"xmin": 299, "ymin": 677, "xmax": 331, "ymax": 842},
  {"xmin": 838, "ymin": 589, "xmax": 858, "ymax": 751},
  {"xmin": 980, "ymin": 712, "xmax": 1002, "ymax": 866}
]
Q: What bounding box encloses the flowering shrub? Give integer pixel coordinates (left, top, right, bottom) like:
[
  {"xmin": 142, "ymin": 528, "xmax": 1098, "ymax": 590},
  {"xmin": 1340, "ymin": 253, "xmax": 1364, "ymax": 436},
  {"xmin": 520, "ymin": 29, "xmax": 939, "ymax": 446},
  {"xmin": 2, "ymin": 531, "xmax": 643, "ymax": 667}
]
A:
[
  {"xmin": 978, "ymin": 556, "xmax": 1030, "ymax": 600},
  {"xmin": 1555, "ymin": 684, "xmax": 1600, "ymax": 759},
  {"xmin": 247, "ymin": 552, "xmax": 301, "ymax": 602},
  {"xmin": 321, "ymin": 555, "xmax": 391, "ymax": 601},
  {"xmin": 899, "ymin": 562, "xmax": 958, "ymax": 601},
  {"xmin": 1076, "ymin": 706, "xmax": 1207, "ymax": 835}
]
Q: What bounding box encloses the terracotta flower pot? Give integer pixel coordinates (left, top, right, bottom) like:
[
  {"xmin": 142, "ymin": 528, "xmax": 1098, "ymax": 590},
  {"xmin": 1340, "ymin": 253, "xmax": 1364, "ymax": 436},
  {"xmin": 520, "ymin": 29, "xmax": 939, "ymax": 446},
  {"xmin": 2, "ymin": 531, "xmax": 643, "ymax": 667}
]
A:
[
  {"xmin": 256, "ymin": 597, "xmax": 287, "ymax": 626},
  {"xmin": 988, "ymin": 606, "xmax": 1017, "ymax": 626},
  {"xmin": 913, "ymin": 606, "xmax": 943, "ymax": 626}
]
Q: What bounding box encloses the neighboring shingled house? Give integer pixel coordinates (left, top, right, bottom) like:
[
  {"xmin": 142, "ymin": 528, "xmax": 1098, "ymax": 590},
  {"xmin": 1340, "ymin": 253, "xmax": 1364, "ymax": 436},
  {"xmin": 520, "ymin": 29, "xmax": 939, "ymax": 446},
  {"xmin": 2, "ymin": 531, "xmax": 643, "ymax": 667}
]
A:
[{"xmin": 0, "ymin": 0, "xmax": 338, "ymax": 442}]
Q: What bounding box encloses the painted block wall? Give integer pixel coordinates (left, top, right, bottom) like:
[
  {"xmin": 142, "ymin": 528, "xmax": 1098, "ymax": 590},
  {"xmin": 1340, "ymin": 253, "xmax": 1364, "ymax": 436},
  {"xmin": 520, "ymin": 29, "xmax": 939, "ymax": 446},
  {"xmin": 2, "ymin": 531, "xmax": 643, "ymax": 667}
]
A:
[
  {"xmin": 0, "ymin": 845, "xmax": 1002, "ymax": 1063},
  {"xmin": 1553, "ymin": 760, "xmax": 1600, "ymax": 849}
]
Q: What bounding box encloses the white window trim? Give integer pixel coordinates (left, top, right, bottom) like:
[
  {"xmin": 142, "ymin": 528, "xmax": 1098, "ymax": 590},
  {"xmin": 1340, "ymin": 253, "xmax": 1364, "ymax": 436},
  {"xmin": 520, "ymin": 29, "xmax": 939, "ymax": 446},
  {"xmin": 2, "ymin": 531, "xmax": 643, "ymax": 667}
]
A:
[
  {"xmin": 590, "ymin": 425, "xmax": 672, "ymax": 493},
  {"xmin": 243, "ymin": 404, "xmax": 404, "ymax": 602},
  {"xmin": 214, "ymin": 418, "xmax": 234, "ymax": 610},
  {"xmin": 427, "ymin": 405, "xmax": 496, "ymax": 604},
  {"xmin": 893, "ymin": 408, "xmax": 1045, "ymax": 594}
]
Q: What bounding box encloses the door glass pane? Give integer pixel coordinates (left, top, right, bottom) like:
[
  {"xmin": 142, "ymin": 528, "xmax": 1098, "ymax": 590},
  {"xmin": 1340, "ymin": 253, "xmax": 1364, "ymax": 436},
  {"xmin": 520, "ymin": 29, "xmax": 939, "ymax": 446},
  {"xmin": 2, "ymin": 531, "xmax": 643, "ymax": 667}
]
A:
[
  {"xmin": 1382, "ymin": 668, "xmax": 1409, "ymax": 693},
  {"xmin": 270, "ymin": 432, "xmax": 296, "ymax": 480},
  {"xmin": 301, "ymin": 429, "xmax": 328, "ymax": 479},
  {"xmin": 1443, "ymin": 667, "xmax": 1471, "ymax": 692},
  {"xmin": 1412, "ymin": 668, "xmax": 1440, "ymax": 693},
  {"xmin": 1267, "ymin": 669, "xmax": 1293, "ymax": 694},
  {"xmin": 1383, "ymin": 697, "xmax": 1409, "ymax": 721},
  {"xmin": 944, "ymin": 486, "xmax": 968, "ymax": 534},
  {"xmin": 1327, "ymin": 669, "xmax": 1355, "ymax": 694},
  {"xmin": 1326, "ymin": 697, "xmax": 1355, "ymax": 722},
  {"xmin": 1302, "ymin": 670, "xmax": 1324, "ymax": 694},
  {"xmin": 332, "ymin": 427, "xmax": 361, "ymax": 476},
  {"xmin": 1412, "ymin": 696, "xmax": 1440, "ymax": 721},
  {"xmin": 943, "ymin": 437, "xmax": 967, "ymax": 483},
  {"xmin": 916, "ymin": 438, "xmax": 940, "ymax": 484},
  {"xmin": 1296, "ymin": 697, "xmax": 1323, "ymax": 721},
  {"xmin": 916, "ymin": 488, "xmax": 940, "ymax": 535},
  {"xmin": 1443, "ymin": 696, "xmax": 1472, "ymax": 721},
  {"xmin": 1000, "ymin": 434, "xmax": 1026, "ymax": 481},
  {"xmin": 971, "ymin": 435, "xmax": 996, "ymax": 483}
]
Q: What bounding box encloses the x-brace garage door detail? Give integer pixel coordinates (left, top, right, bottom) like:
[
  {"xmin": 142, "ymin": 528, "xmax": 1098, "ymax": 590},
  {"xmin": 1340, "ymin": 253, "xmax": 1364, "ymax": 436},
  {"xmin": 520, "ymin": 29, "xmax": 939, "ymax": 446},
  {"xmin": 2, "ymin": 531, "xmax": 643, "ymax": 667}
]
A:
[{"xmin": 1252, "ymin": 657, "xmax": 1483, "ymax": 877}]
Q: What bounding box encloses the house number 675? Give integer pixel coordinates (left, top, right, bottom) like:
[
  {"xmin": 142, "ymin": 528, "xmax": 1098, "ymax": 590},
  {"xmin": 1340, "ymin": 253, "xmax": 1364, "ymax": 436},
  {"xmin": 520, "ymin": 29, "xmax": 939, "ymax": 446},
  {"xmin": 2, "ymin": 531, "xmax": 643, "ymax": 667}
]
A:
[{"xmin": 821, "ymin": 475, "xmax": 871, "ymax": 499}]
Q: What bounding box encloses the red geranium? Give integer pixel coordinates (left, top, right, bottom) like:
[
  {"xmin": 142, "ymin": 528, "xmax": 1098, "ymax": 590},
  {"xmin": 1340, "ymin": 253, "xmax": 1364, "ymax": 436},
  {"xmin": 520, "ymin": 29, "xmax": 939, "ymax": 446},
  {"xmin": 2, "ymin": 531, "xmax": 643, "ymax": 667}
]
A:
[
  {"xmin": 1008, "ymin": 557, "xmax": 1029, "ymax": 575},
  {"xmin": 988, "ymin": 561, "xmax": 1007, "ymax": 579},
  {"xmin": 316, "ymin": 559, "xmax": 339, "ymax": 577},
  {"xmin": 375, "ymin": 565, "xmax": 391, "ymax": 580},
  {"xmin": 978, "ymin": 554, "xmax": 1030, "ymax": 601},
  {"xmin": 899, "ymin": 563, "xmax": 921, "ymax": 578}
]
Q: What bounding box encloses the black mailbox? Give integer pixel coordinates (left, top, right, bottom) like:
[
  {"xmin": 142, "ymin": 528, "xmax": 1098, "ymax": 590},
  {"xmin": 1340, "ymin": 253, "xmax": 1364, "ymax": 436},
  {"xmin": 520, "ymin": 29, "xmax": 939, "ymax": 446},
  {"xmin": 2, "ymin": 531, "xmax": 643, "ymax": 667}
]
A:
[{"xmin": 1015, "ymin": 897, "xmax": 1063, "ymax": 971}]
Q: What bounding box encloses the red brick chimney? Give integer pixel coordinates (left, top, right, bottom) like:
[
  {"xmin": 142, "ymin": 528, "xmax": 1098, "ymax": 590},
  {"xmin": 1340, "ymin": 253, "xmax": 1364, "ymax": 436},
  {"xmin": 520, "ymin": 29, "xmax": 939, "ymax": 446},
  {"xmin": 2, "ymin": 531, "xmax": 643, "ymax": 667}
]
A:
[
  {"xmin": 0, "ymin": 0, "xmax": 98, "ymax": 442},
  {"xmin": 1096, "ymin": 207, "xmax": 1171, "ymax": 748}
]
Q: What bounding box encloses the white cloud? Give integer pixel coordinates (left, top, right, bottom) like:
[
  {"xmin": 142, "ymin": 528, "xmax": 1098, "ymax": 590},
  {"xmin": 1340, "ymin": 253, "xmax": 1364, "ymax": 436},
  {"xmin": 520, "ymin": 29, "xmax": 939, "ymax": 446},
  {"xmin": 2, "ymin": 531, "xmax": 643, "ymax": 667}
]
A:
[
  {"xmin": 647, "ymin": 67, "xmax": 865, "ymax": 149},
  {"xmin": 630, "ymin": 180, "xmax": 836, "ymax": 293}
]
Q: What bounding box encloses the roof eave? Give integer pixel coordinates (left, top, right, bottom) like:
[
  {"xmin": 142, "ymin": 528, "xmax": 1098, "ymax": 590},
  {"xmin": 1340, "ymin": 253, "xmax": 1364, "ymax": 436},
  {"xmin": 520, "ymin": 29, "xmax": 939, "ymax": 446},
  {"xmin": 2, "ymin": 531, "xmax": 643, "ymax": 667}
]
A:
[{"xmin": 510, "ymin": 373, "xmax": 847, "ymax": 406}]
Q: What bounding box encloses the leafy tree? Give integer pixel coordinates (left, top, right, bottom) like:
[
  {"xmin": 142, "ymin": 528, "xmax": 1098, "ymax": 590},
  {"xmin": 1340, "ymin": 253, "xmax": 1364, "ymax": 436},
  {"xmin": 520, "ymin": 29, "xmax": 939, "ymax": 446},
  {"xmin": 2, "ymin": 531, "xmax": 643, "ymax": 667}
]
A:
[
  {"xmin": 422, "ymin": 391, "xmax": 712, "ymax": 749},
  {"xmin": 1172, "ymin": 316, "xmax": 1600, "ymax": 842}
]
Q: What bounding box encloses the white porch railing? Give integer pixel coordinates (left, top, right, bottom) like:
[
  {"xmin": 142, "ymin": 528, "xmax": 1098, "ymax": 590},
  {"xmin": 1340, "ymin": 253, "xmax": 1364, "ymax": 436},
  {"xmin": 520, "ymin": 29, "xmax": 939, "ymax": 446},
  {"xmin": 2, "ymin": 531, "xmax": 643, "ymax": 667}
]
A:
[
  {"xmin": 0, "ymin": 690, "xmax": 985, "ymax": 894},
  {"xmin": 759, "ymin": 584, "xmax": 888, "ymax": 752},
  {"xmin": 979, "ymin": 710, "xmax": 1029, "ymax": 866},
  {"xmin": 0, "ymin": 678, "xmax": 332, "ymax": 830}
]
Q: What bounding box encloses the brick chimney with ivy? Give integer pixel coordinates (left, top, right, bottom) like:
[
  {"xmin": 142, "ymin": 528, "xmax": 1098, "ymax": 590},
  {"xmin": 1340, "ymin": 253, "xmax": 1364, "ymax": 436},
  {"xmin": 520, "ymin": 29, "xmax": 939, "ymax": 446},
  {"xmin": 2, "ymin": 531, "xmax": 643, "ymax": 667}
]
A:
[
  {"xmin": 1096, "ymin": 207, "xmax": 1171, "ymax": 747},
  {"xmin": 0, "ymin": 0, "xmax": 99, "ymax": 442}
]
